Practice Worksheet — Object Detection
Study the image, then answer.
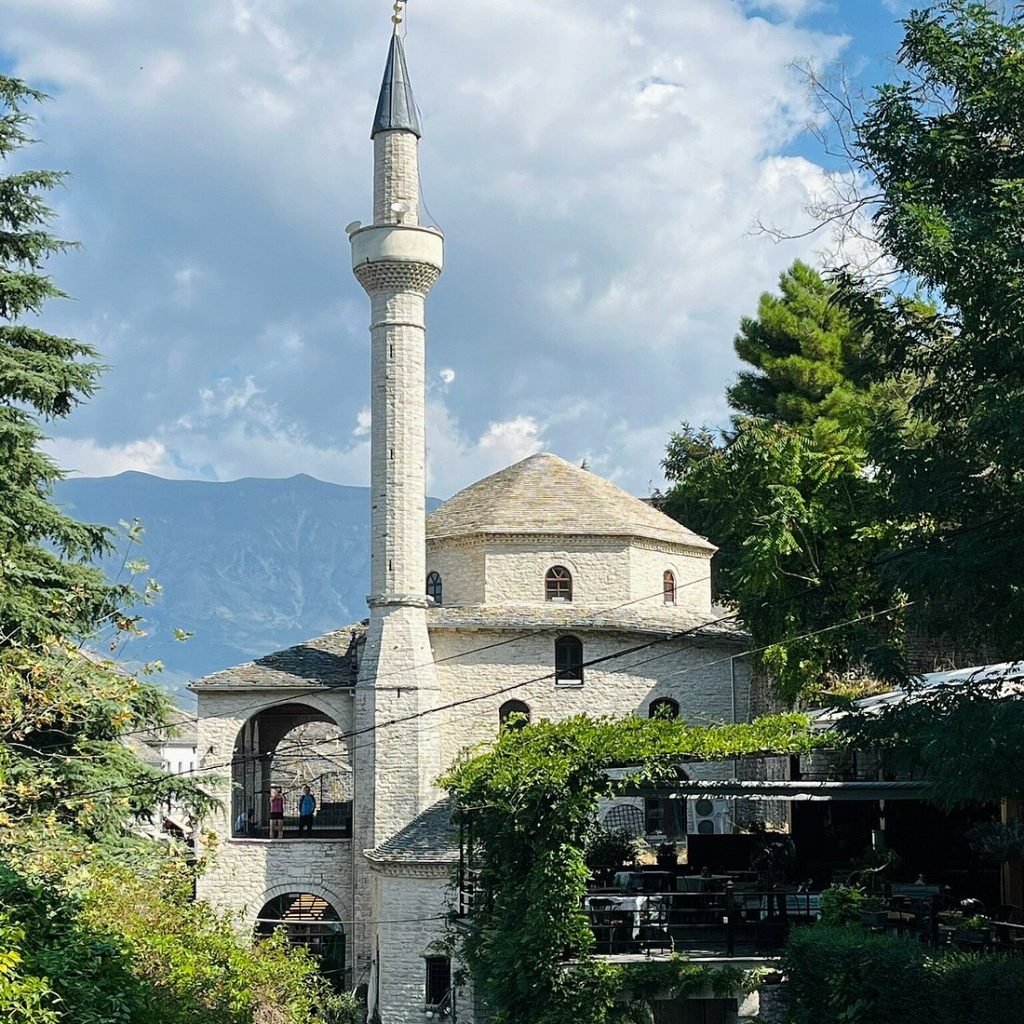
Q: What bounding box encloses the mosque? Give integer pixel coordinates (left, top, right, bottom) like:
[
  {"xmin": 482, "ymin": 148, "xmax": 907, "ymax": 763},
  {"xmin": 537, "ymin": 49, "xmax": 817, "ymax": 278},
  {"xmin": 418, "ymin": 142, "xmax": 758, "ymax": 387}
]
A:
[{"xmin": 192, "ymin": 12, "xmax": 751, "ymax": 1022}]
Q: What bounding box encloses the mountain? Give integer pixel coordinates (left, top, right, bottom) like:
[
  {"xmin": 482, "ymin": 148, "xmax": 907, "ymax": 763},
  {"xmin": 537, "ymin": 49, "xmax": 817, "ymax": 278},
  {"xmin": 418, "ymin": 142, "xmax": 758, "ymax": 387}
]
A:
[{"xmin": 54, "ymin": 472, "xmax": 440, "ymax": 696}]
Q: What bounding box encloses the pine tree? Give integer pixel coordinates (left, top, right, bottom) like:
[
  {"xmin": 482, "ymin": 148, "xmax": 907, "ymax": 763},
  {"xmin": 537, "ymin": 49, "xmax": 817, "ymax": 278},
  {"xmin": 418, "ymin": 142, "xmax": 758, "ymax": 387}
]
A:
[
  {"xmin": 728, "ymin": 260, "xmax": 869, "ymax": 430},
  {"xmin": 0, "ymin": 76, "xmax": 210, "ymax": 850},
  {"xmin": 0, "ymin": 76, "xmax": 127, "ymax": 647}
]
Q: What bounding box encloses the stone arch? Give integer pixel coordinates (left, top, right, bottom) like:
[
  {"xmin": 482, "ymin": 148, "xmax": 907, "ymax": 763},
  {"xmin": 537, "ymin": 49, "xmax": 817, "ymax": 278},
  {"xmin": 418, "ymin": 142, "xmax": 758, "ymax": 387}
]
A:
[
  {"xmin": 252, "ymin": 883, "xmax": 347, "ymax": 986},
  {"xmin": 232, "ymin": 701, "xmax": 352, "ymax": 839},
  {"xmin": 255, "ymin": 880, "xmax": 349, "ymax": 924},
  {"xmin": 499, "ymin": 698, "xmax": 531, "ymax": 729}
]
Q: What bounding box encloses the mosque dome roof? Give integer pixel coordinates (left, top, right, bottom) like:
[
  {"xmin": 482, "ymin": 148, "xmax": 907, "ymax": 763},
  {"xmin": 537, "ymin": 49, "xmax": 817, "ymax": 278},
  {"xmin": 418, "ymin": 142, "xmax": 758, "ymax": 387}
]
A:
[{"xmin": 425, "ymin": 452, "xmax": 715, "ymax": 551}]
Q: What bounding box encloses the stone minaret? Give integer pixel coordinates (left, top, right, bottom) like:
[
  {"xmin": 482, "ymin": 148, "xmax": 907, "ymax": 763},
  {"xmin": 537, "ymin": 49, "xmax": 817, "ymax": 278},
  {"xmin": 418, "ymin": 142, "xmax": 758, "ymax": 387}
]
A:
[{"xmin": 350, "ymin": 18, "xmax": 443, "ymax": 961}]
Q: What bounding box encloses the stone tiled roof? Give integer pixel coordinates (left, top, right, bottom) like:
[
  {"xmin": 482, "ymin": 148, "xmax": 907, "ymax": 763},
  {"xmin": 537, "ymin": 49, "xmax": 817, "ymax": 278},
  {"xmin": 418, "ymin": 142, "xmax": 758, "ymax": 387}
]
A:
[
  {"xmin": 189, "ymin": 624, "xmax": 365, "ymax": 690},
  {"xmin": 367, "ymin": 798, "xmax": 458, "ymax": 864},
  {"xmin": 426, "ymin": 605, "xmax": 746, "ymax": 642},
  {"xmin": 425, "ymin": 453, "xmax": 715, "ymax": 551}
]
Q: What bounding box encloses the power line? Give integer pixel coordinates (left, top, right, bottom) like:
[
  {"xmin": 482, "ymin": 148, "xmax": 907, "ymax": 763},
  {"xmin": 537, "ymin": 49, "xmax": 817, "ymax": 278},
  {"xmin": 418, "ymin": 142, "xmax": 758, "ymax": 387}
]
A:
[{"xmin": 58, "ymin": 598, "xmax": 901, "ymax": 805}]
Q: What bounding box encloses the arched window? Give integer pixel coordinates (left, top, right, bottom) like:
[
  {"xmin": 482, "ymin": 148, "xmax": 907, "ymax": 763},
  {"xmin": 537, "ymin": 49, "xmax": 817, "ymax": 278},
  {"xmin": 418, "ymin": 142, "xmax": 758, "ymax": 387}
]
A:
[
  {"xmin": 426, "ymin": 571, "xmax": 443, "ymax": 606},
  {"xmin": 546, "ymin": 565, "xmax": 573, "ymax": 602},
  {"xmin": 648, "ymin": 697, "xmax": 679, "ymax": 720},
  {"xmin": 499, "ymin": 699, "xmax": 531, "ymax": 730},
  {"xmin": 555, "ymin": 635, "xmax": 583, "ymax": 683},
  {"xmin": 663, "ymin": 570, "xmax": 677, "ymax": 605}
]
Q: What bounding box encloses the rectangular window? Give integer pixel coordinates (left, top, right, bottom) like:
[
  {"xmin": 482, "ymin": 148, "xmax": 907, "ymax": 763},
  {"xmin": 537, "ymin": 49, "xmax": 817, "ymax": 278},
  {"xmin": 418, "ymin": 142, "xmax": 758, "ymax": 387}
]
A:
[{"xmin": 425, "ymin": 955, "xmax": 450, "ymax": 1007}]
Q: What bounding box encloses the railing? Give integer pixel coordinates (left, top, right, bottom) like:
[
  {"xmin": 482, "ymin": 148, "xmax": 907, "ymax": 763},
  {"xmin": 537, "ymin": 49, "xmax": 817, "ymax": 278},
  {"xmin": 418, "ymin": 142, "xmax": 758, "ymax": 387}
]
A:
[
  {"xmin": 231, "ymin": 775, "xmax": 352, "ymax": 839},
  {"xmin": 581, "ymin": 885, "xmax": 821, "ymax": 957}
]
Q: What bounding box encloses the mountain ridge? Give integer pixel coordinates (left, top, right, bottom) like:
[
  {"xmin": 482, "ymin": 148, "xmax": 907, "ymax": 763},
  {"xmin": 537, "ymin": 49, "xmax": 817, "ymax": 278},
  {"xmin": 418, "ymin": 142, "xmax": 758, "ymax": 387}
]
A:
[{"xmin": 54, "ymin": 472, "xmax": 441, "ymax": 696}]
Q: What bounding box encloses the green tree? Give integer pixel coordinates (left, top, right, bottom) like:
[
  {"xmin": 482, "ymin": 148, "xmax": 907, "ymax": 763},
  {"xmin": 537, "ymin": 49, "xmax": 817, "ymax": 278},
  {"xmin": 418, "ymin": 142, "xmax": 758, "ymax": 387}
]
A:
[
  {"xmin": 832, "ymin": 0, "xmax": 1024, "ymax": 657},
  {"xmin": 0, "ymin": 78, "xmax": 128, "ymax": 647},
  {"xmin": 661, "ymin": 260, "xmax": 905, "ymax": 700},
  {"xmin": 0, "ymin": 74, "xmax": 349, "ymax": 1023},
  {"xmin": 0, "ymin": 75, "xmax": 210, "ymax": 851},
  {"xmin": 728, "ymin": 259, "xmax": 870, "ymax": 431},
  {"xmin": 662, "ymin": 419, "xmax": 901, "ymax": 702}
]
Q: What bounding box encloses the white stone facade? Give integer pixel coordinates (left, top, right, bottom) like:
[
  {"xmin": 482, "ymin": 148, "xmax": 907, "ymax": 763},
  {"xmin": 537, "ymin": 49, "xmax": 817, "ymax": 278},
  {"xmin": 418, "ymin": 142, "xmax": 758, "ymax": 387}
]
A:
[{"xmin": 192, "ymin": 28, "xmax": 756, "ymax": 1024}]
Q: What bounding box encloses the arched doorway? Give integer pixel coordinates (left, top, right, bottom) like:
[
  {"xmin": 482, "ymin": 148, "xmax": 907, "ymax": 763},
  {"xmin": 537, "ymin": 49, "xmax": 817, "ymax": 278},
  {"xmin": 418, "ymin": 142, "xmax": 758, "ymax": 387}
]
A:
[
  {"xmin": 232, "ymin": 703, "xmax": 352, "ymax": 839},
  {"xmin": 255, "ymin": 892, "xmax": 346, "ymax": 986}
]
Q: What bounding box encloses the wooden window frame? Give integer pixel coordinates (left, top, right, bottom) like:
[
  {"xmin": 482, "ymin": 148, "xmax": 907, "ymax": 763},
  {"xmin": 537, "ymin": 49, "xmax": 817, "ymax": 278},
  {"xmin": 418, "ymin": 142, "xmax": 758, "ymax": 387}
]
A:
[{"xmin": 545, "ymin": 565, "xmax": 573, "ymax": 602}]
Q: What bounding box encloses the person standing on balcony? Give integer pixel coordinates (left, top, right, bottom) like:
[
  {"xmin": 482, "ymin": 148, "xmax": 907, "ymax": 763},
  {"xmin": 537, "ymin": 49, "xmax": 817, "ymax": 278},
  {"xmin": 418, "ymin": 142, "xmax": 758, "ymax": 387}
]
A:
[
  {"xmin": 298, "ymin": 786, "xmax": 316, "ymax": 836},
  {"xmin": 269, "ymin": 788, "xmax": 285, "ymax": 839}
]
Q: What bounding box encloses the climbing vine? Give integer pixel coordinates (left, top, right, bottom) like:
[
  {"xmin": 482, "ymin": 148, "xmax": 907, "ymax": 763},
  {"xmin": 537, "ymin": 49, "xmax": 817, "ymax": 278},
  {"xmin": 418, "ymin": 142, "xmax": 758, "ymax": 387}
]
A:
[{"xmin": 441, "ymin": 713, "xmax": 820, "ymax": 1024}]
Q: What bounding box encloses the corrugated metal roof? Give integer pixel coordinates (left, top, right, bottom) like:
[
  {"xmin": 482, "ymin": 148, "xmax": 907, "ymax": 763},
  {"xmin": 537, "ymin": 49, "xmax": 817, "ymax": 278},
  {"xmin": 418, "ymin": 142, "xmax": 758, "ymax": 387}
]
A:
[
  {"xmin": 372, "ymin": 33, "xmax": 422, "ymax": 139},
  {"xmin": 811, "ymin": 660, "xmax": 1024, "ymax": 724}
]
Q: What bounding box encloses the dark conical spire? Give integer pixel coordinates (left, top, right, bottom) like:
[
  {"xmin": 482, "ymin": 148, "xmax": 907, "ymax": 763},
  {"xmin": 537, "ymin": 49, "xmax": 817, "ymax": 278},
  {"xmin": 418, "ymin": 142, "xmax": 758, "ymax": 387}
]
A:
[{"xmin": 371, "ymin": 33, "xmax": 422, "ymax": 139}]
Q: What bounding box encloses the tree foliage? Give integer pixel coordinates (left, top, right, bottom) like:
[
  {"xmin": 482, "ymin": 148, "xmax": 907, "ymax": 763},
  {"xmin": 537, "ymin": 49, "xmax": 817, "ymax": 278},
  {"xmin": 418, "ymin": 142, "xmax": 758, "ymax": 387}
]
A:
[
  {"xmin": 442, "ymin": 713, "xmax": 819, "ymax": 1024},
  {"xmin": 836, "ymin": 0, "xmax": 1024, "ymax": 657},
  {"xmin": 728, "ymin": 260, "xmax": 870, "ymax": 431},
  {"xmin": 661, "ymin": 263, "xmax": 905, "ymax": 700},
  {"xmin": 663, "ymin": 419, "xmax": 903, "ymax": 701},
  {"xmin": 0, "ymin": 858, "xmax": 359, "ymax": 1024},
  {"xmin": 0, "ymin": 77, "xmax": 127, "ymax": 647}
]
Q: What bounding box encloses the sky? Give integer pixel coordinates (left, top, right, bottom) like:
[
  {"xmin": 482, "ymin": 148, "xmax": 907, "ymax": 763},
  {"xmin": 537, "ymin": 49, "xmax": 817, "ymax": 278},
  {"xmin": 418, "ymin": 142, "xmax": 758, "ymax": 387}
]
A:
[{"xmin": 1, "ymin": 0, "xmax": 914, "ymax": 499}]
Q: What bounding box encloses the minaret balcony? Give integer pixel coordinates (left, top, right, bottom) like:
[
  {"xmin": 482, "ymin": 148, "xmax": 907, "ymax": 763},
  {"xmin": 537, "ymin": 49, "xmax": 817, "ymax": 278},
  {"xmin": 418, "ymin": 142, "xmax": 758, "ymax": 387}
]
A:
[{"xmin": 350, "ymin": 223, "xmax": 443, "ymax": 276}]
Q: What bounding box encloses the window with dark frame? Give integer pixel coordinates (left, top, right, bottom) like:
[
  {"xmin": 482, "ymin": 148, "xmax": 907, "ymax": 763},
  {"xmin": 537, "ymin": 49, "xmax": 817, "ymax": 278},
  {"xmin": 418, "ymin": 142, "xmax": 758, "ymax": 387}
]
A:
[
  {"xmin": 499, "ymin": 699, "xmax": 531, "ymax": 729},
  {"xmin": 663, "ymin": 569, "xmax": 677, "ymax": 605},
  {"xmin": 554, "ymin": 635, "xmax": 583, "ymax": 683},
  {"xmin": 648, "ymin": 697, "xmax": 679, "ymax": 720},
  {"xmin": 424, "ymin": 955, "xmax": 451, "ymax": 1007},
  {"xmin": 545, "ymin": 565, "xmax": 573, "ymax": 602},
  {"xmin": 426, "ymin": 571, "xmax": 443, "ymax": 605},
  {"xmin": 645, "ymin": 797, "xmax": 686, "ymax": 838}
]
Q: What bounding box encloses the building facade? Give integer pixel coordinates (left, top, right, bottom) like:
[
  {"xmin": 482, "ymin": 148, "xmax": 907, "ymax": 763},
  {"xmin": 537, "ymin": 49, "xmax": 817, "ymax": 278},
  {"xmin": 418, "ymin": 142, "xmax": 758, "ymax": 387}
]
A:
[{"xmin": 192, "ymin": 20, "xmax": 751, "ymax": 1024}]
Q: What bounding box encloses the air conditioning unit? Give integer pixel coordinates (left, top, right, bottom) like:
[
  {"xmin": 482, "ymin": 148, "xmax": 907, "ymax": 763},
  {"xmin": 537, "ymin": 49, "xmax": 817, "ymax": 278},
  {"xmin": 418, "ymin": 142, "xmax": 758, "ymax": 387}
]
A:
[{"xmin": 690, "ymin": 796, "xmax": 733, "ymax": 835}]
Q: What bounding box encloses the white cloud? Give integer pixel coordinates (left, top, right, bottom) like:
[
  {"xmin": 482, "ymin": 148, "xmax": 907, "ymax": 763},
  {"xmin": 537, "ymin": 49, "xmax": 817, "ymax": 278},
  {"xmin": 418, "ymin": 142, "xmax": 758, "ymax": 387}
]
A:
[
  {"xmin": 1, "ymin": 0, "xmax": 868, "ymax": 497},
  {"xmin": 42, "ymin": 436, "xmax": 183, "ymax": 479},
  {"xmin": 352, "ymin": 408, "xmax": 371, "ymax": 437}
]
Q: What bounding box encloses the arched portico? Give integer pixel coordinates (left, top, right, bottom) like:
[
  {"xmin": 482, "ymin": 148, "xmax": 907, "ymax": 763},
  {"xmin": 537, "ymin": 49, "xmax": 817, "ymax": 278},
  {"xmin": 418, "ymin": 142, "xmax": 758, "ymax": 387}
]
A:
[{"xmin": 232, "ymin": 702, "xmax": 353, "ymax": 839}]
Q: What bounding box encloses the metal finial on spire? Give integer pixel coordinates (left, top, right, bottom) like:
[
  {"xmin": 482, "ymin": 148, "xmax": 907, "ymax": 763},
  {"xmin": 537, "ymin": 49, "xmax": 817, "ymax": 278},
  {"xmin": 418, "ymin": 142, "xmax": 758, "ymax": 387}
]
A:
[{"xmin": 391, "ymin": 0, "xmax": 406, "ymax": 33}]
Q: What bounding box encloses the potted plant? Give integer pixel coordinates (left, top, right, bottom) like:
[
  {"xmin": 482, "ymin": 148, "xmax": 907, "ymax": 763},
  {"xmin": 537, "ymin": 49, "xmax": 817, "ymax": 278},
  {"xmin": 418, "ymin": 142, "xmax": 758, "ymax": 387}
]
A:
[
  {"xmin": 656, "ymin": 841, "xmax": 678, "ymax": 870},
  {"xmin": 956, "ymin": 914, "xmax": 992, "ymax": 945}
]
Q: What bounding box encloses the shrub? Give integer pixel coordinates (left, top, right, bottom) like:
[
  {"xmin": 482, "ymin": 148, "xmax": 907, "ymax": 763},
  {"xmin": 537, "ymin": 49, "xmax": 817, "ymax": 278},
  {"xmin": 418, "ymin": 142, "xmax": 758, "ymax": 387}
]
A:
[
  {"xmin": 818, "ymin": 885, "xmax": 865, "ymax": 926},
  {"xmin": 785, "ymin": 924, "xmax": 1024, "ymax": 1024},
  {"xmin": 0, "ymin": 861, "xmax": 359, "ymax": 1024}
]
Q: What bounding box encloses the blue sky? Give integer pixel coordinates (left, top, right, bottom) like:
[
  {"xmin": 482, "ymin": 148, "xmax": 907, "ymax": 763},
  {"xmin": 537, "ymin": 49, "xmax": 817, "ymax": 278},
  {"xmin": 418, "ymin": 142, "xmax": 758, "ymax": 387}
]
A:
[{"xmin": 1, "ymin": 0, "xmax": 914, "ymax": 498}]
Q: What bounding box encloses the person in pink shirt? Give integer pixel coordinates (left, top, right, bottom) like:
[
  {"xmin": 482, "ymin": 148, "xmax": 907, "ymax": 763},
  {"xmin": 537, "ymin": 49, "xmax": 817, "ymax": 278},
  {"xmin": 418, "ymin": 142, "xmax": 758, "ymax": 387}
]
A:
[{"xmin": 269, "ymin": 787, "xmax": 285, "ymax": 839}]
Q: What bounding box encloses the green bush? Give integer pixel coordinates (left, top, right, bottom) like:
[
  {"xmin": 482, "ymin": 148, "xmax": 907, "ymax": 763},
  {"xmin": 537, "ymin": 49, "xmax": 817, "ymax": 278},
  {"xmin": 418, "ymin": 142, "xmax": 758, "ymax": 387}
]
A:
[
  {"xmin": 784, "ymin": 924, "xmax": 1024, "ymax": 1024},
  {"xmin": 818, "ymin": 885, "xmax": 865, "ymax": 926},
  {"xmin": 0, "ymin": 862, "xmax": 359, "ymax": 1024}
]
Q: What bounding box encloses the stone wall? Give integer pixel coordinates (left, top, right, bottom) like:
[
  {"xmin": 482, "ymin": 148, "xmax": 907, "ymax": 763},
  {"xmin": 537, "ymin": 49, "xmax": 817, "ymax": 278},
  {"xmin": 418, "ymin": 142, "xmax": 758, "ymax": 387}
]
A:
[
  {"xmin": 197, "ymin": 837, "xmax": 354, "ymax": 934},
  {"xmin": 483, "ymin": 539, "xmax": 631, "ymax": 606},
  {"xmin": 433, "ymin": 627, "xmax": 749, "ymax": 775},
  {"xmin": 424, "ymin": 534, "xmax": 713, "ymax": 616},
  {"xmin": 426, "ymin": 540, "xmax": 485, "ymax": 606},
  {"xmin": 372, "ymin": 866, "xmax": 459, "ymax": 1024},
  {"xmin": 627, "ymin": 542, "xmax": 713, "ymax": 615}
]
